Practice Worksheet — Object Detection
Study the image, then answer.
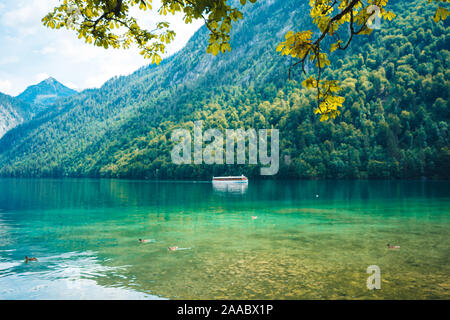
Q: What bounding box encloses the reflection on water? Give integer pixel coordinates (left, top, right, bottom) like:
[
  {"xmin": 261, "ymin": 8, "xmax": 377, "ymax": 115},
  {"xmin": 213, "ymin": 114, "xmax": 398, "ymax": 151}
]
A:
[
  {"xmin": 212, "ymin": 181, "xmax": 248, "ymax": 195},
  {"xmin": 0, "ymin": 250, "xmax": 163, "ymax": 299},
  {"xmin": 0, "ymin": 179, "xmax": 449, "ymax": 299}
]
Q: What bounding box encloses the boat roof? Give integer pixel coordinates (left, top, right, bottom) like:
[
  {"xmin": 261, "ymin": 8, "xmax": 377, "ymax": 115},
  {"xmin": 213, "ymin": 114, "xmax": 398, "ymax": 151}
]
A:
[{"xmin": 213, "ymin": 175, "xmax": 247, "ymax": 179}]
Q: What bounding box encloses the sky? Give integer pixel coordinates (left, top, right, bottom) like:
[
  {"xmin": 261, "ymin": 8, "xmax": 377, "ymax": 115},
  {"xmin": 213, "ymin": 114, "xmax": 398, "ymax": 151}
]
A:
[{"xmin": 0, "ymin": 0, "xmax": 204, "ymax": 96}]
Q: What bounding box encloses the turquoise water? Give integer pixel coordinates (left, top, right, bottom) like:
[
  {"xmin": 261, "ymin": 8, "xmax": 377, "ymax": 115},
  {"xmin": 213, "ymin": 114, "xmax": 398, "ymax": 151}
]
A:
[{"xmin": 0, "ymin": 178, "xmax": 449, "ymax": 299}]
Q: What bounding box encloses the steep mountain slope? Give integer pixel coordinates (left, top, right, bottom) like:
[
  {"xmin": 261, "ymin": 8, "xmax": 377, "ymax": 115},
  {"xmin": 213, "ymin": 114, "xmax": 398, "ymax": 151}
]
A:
[
  {"xmin": 0, "ymin": 0, "xmax": 448, "ymax": 179},
  {"xmin": 17, "ymin": 77, "xmax": 77, "ymax": 113},
  {"xmin": 0, "ymin": 93, "xmax": 32, "ymax": 139},
  {"xmin": 0, "ymin": 0, "xmax": 305, "ymax": 177}
]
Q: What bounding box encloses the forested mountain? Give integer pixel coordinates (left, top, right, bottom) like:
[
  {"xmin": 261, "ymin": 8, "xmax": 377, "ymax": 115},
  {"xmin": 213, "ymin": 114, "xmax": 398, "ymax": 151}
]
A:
[
  {"xmin": 16, "ymin": 77, "xmax": 77, "ymax": 113},
  {"xmin": 0, "ymin": 77, "xmax": 76, "ymax": 139},
  {"xmin": 0, "ymin": 0, "xmax": 448, "ymax": 179},
  {"xmin": 0, "ymin": 93, "xmax": 32, "ymax": 139}
]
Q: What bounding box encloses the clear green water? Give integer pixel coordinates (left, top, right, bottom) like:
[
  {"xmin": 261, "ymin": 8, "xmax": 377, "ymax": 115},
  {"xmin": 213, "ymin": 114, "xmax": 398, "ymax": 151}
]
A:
[{"xmin": 0, "ymin": 178, "xmax": 449, "ymax": 299}]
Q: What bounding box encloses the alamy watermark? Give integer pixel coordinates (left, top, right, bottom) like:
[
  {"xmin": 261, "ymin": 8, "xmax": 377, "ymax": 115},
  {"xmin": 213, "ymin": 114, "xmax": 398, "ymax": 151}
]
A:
[
  {"xmin": 170, "ymin": 121, "xmax": 279, "ymax": 175},
  {"xmin": 366, "ymin": 265, "xmax": 381, "ymax": 290},
  {"xmin": 367, "ymin": 5, "xmax": 382, "ymax": 30}
]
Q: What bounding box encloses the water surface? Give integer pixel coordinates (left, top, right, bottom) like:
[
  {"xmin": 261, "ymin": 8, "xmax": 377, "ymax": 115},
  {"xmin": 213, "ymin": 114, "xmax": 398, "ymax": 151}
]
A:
[{"xmin": 0, "ymin": 179, "xmax": 448, "ymax": 299}]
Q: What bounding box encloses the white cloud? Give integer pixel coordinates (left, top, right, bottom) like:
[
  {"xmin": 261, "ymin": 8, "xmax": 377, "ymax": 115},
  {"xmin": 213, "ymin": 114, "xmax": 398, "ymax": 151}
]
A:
[
  {"xmin": 34, "ymin": 73, "xmax": 50, "ymax": 83},
  {"xmin": 40, "ymin": 46, "xmax": 57, "ymax": 55},
  {"xmin": 0, "ymin": 0, "xmax": 204, "ymax": 94},
  {"xmin": 0, "ymin": 80, "xmax": 12, "ymax": 94},
  {"xmin": 64, "ymin": 82, "xmax": 78, "ymax": 91},
  {"xmin": 84, "ymin": 75, "xmax": 110, "ymax": 89},
  {"xmin": 0, "ymin": 56, "xmax": 19, "ymax": 65},
  {"xmin": 1, "ymin": 0, "xmax": 58, "ymax": 35}
]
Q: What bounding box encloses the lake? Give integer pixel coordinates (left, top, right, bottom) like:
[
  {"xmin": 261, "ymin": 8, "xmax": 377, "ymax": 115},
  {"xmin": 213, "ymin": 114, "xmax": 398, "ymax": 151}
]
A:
[{"xmin": 0, "ymin": 178, "xmax": 449, "ymax": 299}]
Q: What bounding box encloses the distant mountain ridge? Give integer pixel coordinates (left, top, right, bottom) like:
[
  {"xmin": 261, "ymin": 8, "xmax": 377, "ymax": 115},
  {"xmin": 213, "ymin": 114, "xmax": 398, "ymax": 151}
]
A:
[
  {"xmin": 0, "ymin": 77, "xmax": 77, "ymax": 138},
  {"xmin": 0, "ymin": 93, "xmax": 32, "ymax": 138},
  {"xmin": 16, "ymin": 77, "xmax": 77, "ymax": 113}
]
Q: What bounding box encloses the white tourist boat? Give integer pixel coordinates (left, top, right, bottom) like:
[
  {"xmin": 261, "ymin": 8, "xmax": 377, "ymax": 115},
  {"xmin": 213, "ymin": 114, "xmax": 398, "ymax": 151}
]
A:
[
  {"xmin": 212, "ymin": 175, "xmax": 248, "ymax": 194},
  {"xmin": 212, "ymin": 175, "xmax": 248, "ymax": 183}
]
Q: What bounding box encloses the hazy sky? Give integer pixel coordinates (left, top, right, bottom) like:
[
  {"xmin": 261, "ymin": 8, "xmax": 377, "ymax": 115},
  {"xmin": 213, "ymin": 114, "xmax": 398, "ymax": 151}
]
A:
[{"xmin": 0, "ymin": 0, "xmax": 204, "ymax": 96}]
